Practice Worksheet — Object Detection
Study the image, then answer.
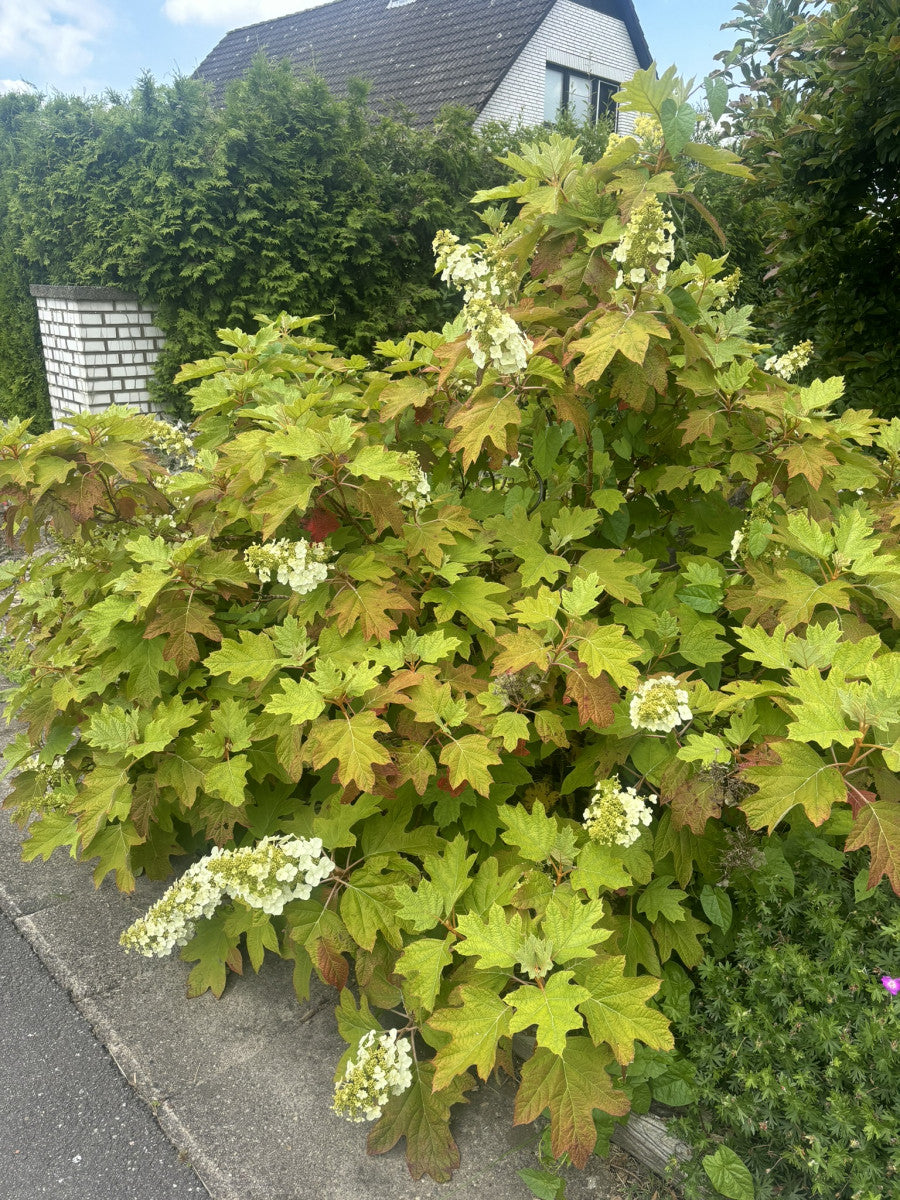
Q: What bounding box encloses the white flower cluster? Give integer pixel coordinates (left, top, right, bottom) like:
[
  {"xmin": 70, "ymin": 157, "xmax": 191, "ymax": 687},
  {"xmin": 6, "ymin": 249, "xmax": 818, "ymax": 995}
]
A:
[
  {"xmin": 629, "ymin": 675, "xmax": 693, "ymax": 733},
  {"xmin": 332, "ymin": 1029, "xmax": 413, "ymax": 1123},
  {"xmin": 764, "ymin": 340, "xmax": 813, "ymax": 380},
  {"xmin": 121, "ymin": 835, "xmax": 335, "ymax": 958},
  {"xmin": 146, "ymin": 418, "xmax": 196, "ymax": 468},
  {"xmin": 245, "ymin": 538, "xmax": 333, "ymax": 595},
  {"xmin": 433, "ymin": 229, "xmax": 533, "ymax": 374},
  {"xmin": 397, "ymin": 452, "xmax": 432, "ymax": 511},
  {"xmin": 21, "ymin": 753, "xmax": 69, "ymax": 811},
  {"xmin": 612, "ymin": 195, "xmax": 676, "ymax": 291},
  {"xmin": 583, "ymin": 776, "xmax": 656, "ymax": 848},
  {"xmin": 730, "ymin": 528, "xmax": 745, "ymax": 559}
]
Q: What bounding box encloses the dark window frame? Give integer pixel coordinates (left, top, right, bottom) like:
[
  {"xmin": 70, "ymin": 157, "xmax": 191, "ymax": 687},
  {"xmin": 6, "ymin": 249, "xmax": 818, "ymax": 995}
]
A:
[{"xmin": 544, "ymin": 63, "xmax": 618, "ymax": 126}]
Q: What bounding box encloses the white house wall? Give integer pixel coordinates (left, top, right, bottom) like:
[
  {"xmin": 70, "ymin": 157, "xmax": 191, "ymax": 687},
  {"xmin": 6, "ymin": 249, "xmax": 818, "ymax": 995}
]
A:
[{"xmin": 476, "ymin": 0, "xmax": 640, "ymax": 132}]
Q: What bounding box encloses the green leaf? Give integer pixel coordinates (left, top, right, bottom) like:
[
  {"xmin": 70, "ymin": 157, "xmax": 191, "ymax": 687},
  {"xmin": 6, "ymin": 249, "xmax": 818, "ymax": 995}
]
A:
[
  {"xmin": 366, "ymin": 1061, "xmax": 475, "ymax": 1183},
  {"xmin": 704, "ymin": 75, "xmax": 729, "ymax": 123},
  {"xmin": 699, "ymin": 885, "xmax": 733, "ymax": 932},
  {"xmin": 429, "ymin": 986, "xmax": 513, "ymax": 1088},
  {"xmin": 505, "ymin": 971, "xmax": 591, "ymax": 1055},
  {"xmin": 742, "ymin": 742, "xmax": 847, "ymax": 831},
  {"xmin": 439, "ymin": 734, "xmax": 501, "ymax": 798},
  {"xmin": 577, "ymin": 955, "xmax": 673, "ymax": 1065},
  {"xmin": 423, "ymin": 577, "xmax": 509, "ymax": 634},
  {"xmin": 83, "ymin": 820, "xmax": 142, "ymax": 891},
  {"xmin": 447, "ymin": 393, "xmax": 521, "ymax": 469},
  {"xmin": 456, "ymin": 904, "xmax": 528, "ymax": 971},
  {"xmin": 572, "ymin": 311, "xmax": 669, "ymax": 386},
  {"xmin": 492, "ymin": 710, "xmax": 531, "ymax": 751},
  {"xmin": 205, "ymin": 630, "xmax": 280, "ymax": 683},
  {"xmin": 181, "ymin": 911, "xmax": 238, "ymax": 999},
  {"xmin": 348, "ymin": 444, "xmax": 414, "ymax": 481},
  {"xmin": 339, "ymin": 863, "xmax": 404, "ymax": 951},
  {"xmin": 660, "ymin": 98, "xmax": 697, "ymax": 157},
  {"xmin": 636, "ymin": 876, "xmax": 688, "ymax": 924},
  {"xmin": 517, "ymin": 1167, "xmax": 566, "ymax": 1200},
  {"xmin": 574, "ymin": 623, "xmax": 642, "ymax": 688},
  {"xmin": 499, "ymin": 803, "xmax": 570, "ymax": 863},
  {"xmin": 514, "ymin": 1038, "xmax": 630, "ymax": 1169},
  {"xmin": 651, "ymin": 912, "xmax": 708, "ymax": 969},
  {"xmin": 703, "ymin": 1145, "xmax": 755, "ymax": 1200},
  {"xmin": 541, "ymin": 886, "xmax": 611, "ymax": 964},
  {"xmin": 396, "ymin": 935, "xmax": 455, "ymax": 1014},
  {"xmin": 684, "ymin": 141, "xmax": 753, "ymax": 179},
  {"xmin": 306, "ymin": 711, "xmax": 392, "ymax": 792},
  {"xmin": 204, "ymin": 754, "xmax": 251, "ymax": 808},
  {"xmin": 264, "ymin": 677, "xmax": 326, "ymax": 724}
]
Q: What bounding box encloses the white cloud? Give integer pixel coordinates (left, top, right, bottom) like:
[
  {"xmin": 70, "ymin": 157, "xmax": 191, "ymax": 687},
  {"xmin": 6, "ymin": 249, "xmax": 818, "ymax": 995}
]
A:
[
  {"xmin": 0, "ymin": 79, "xmax": 35, "ymax": 95},
  {"xmin": 162, "ymin": 0, "xmax": 323, "ymax": 26},
  {"xmin": 0, "ymin": 1, "xmax": 111, "ymax": 78}
]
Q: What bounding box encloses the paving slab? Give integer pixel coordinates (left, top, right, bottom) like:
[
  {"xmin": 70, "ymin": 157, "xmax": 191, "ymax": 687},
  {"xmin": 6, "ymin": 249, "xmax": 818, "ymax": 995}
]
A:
[{"xmin": 0, "ymin": 750, "xmax": 647, "ymax": 1200}]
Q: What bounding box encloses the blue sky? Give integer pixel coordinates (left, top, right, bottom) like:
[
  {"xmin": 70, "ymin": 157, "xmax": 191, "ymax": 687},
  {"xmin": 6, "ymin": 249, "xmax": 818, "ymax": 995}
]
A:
[{"xmin": 0, "ymin": 1, "xmax": 741, "ymax": 99}]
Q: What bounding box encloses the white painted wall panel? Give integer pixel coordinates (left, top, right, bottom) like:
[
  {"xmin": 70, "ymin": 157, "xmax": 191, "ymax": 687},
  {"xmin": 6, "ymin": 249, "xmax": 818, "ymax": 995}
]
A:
[{"xmin": 476, "ymin": 0, "xmax": 639, "ymax": 133}]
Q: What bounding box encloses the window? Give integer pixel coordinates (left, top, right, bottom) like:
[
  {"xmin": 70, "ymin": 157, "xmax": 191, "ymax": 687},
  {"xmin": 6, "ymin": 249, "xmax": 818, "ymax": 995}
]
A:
[{"xmin": 543, "ymin": 64, "xmax": 618, "ymax": 125}]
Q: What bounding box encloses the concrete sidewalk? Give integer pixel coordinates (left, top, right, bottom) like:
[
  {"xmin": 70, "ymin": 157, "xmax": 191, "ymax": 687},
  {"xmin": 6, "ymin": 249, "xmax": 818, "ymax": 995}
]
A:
[{"xmin": 0, "ymin": 740, "xmax": 648, "ymax": 1200}]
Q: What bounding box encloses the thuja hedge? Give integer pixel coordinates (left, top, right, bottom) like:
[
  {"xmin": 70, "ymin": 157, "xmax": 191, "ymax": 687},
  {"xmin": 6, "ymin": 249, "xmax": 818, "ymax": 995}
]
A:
[
  {"xmin": 0, "ymin": 59, "xmax": 609, "ymax": 422},
  {"xmin": 2, "ymin": 70, "xmax": 900, "ymax": 1188}
]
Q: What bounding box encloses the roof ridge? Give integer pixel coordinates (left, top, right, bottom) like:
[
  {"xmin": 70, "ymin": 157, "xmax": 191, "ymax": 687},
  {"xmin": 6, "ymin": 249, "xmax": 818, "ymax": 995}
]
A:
[{"xmin": 223, "ymin": 0, "xmax": 350, "ymax": 39}]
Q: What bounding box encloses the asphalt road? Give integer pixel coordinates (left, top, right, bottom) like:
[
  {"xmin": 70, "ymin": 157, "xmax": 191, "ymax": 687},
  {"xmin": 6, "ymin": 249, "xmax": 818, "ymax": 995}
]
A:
[{"xmin": 0, "ymin": 908, "xmax": 207, "ymax": 1200}]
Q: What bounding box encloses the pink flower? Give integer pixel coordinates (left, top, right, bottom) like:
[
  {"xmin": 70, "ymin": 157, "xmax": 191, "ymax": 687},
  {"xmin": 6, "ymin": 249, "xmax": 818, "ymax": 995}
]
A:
[{"xmin": 881, "ymin": 975, "xmax": 900, "ymax": 995}]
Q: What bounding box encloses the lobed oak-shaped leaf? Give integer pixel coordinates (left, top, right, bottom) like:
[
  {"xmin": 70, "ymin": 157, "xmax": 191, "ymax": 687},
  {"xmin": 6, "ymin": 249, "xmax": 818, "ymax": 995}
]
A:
[
  {"xmin": 367, "ymin": 1061, "xmax": 475, "ymax": 1183},
  {"xmin": 514, "ymin": 1037, "xmax": 630, "ymax": 1169},
  {"xmin": 429, "ymin": 985, "xmax": 513, "ymax": 1089}
]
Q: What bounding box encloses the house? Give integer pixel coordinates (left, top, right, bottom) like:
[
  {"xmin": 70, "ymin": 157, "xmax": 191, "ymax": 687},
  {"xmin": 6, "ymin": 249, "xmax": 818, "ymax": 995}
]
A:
[{"xmin": 194, "ymin": 0, "xmax": 652, "ymax": 131}]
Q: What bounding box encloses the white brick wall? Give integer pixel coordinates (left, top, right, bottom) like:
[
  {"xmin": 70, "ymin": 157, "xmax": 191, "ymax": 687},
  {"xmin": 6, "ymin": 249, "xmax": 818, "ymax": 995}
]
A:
[
  {"xmin": 30, "ymin": 287, "xmax": 166, "ymax": 425},
  {"xmin": 476, "ymin": 0, "xmax": 640, "ymax": 133}
]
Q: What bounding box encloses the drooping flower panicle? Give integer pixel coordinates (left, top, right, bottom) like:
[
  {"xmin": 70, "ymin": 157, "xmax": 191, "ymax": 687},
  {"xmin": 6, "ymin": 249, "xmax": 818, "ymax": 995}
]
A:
[
  {"xmin": 332, "ymin": 1029, "xmax": 414, "ymax": 1123},
  {"xmin": 583, "ymin": 775, "xmax": 656, "ymax": 848},
  {"xmin": 629, "ymin": 676, "xmax": 693, "ymax": 734},
  {"xmin": 612, "ymin": 195, "xmax": 676, "ymax": 291},
  {"xmin": 245, "ymin": 538, "xmax": 333, "ymax": 595},
  {"xmin": 121, "ymin": 835, "xmax": 335, "ymax": 957},
  {"xmin": 764, "ymin": 340, "xmax": 813, "ymax": 381},
  {"xmin": 433, "ymin": 229, "xmax": 533, "ymax": 375},
  {"xmin": 397, "ymin": 451, "xmax": 432, "ymax": 511}
]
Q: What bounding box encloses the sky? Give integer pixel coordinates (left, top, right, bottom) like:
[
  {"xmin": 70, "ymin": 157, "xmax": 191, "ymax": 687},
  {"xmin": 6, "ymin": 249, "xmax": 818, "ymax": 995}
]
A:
[{"xmin": 0, "ymin": 0, "xmax": 742, "ymax": 99}]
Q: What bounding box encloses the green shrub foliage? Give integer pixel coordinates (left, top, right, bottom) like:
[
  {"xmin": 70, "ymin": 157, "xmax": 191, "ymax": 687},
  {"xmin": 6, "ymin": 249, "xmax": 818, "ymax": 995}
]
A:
[
  {"xmin": 717, "ymin": 0, "xmax": 900, "ymax": 413},
  {"xmin": 0, "ymin": 61, "xmax": 607, "ymax": 421},
  {"xmin": 0, "ymin": 92, "xmax": 51, "ymax": 429},
  {"xmin": 2, "ymin": 70, "xmax": 900, "ymax": 1183},
  {"xmin": 672, "ymin": 846, "xmax": 900, "ymax": 1200}
]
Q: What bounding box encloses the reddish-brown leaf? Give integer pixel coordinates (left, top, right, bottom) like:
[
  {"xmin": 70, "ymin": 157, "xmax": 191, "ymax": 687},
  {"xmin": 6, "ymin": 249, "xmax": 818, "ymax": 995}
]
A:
[
  {"xmin": 367, "ymin": 1062, "xmax": 474, "ymax": 1183},
  {"xmin": 302, "ymin": 507, "xmax": 341, "ymax": 542},
  {"xmin": 563, "ymin": 659, "xmax": 618, "ymax": 728},
  {"xmin": 514, "ymin": 1038, "xmax": 630, "ymax": 1169},
  {"xmin": 844, "ymin": 801, "xmax": 900, "ymax": 896}
]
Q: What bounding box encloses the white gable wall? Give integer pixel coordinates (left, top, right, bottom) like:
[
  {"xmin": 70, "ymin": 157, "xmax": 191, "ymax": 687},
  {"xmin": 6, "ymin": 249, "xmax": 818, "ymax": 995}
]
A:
[{"xmin": 476, "ymin": 0, "xmax": 640, "ymax": 133}]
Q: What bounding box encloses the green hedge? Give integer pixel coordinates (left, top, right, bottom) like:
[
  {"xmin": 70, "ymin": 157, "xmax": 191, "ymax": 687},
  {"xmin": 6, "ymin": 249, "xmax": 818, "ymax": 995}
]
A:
[{"xmin": 0, "ymin": 60, "xmax": 610, "ymax": 422}]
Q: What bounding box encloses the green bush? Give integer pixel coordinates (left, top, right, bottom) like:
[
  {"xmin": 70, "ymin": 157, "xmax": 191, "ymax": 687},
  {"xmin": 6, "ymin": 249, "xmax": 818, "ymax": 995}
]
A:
[
  {"xmin": 2, "ymin": 70, "xmax": 899, "ymax": 1187},
  {"xmin": 0, "ymin": 61, "xmax": 608, "ymax": 422},
  {"xmin": 716, "ymin": 0, "xmax": 900, "ymax": 414},
  {"xmin": 672, "ymin": 844, "xmax": 900, "ymax": 1200}
]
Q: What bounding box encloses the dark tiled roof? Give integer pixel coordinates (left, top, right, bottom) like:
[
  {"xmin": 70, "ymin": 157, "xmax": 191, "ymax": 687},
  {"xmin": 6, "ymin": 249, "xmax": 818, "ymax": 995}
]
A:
[{"xmin": 194, "ymin": 0, "xmax": 653, "ymax": 126}]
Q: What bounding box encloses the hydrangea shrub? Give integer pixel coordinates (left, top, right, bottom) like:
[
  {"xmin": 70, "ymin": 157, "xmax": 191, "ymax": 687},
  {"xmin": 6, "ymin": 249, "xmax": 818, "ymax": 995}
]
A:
[{"xmin": 2, "ymin": 70, "xmax": 899, "ymax": 1184}]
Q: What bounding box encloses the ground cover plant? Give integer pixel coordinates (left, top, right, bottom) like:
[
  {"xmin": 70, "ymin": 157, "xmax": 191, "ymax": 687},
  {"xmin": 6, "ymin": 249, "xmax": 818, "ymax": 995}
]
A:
[
  {"xmin": 2, "ymin": 67, "xmax": 900, "ymax": 1191},
  {"xmin": 670, "ymin": 844, "xmax": 900, "ymax": 1200}
]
